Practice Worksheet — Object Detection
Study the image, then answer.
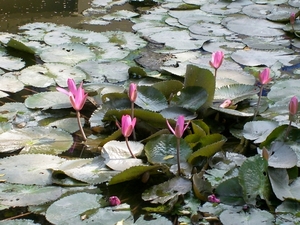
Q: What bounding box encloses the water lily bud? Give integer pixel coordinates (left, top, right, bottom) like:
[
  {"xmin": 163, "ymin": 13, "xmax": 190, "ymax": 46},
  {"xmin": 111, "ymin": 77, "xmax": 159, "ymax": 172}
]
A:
[
  {"xmin": 209, "ymin": 51, "xmax": 224, "ymax": 70},
  {"xmin": 258, "ymin": 68, "xmax": 271, "ymax": 85},
  {"xmin": 220, "ymin": 99, "xmax": 232, "ymax": 108},
  {"xmin": 290, "ymin": 12, "xmax": 296, "ymax": 25},
  {"xmin": 289, "ymin": 96, "xmax": 298, "ymax": 122},
  {"xmin": 128, "ymin": 83, "xmax": 137, "ymax": 103},
  {"xmin": 207, "ymin": 194, "xmax": 220, "ymax": 203},
  {"xmin": 109, "ymin": 196, "xmax": 121, "ymax": 206}
]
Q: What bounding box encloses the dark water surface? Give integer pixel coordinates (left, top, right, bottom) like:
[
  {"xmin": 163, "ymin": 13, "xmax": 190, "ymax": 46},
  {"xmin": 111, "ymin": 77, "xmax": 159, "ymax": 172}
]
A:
[{"xmin": 0, "ymin": 0, "xmax": 134, "ymax": 33}]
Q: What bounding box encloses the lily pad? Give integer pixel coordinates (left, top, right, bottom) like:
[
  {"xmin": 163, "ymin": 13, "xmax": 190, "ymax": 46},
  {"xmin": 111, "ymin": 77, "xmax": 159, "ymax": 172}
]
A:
[
  {"xmin": 243, "ymin": 121, "xmax": 278, "ymax": 144},
  {"xmin": 57, "ymin": 156, "xmax": 118, "ymax": 184},
  {"xmin": 145, "ymin": 134, "xmax": 192, "ymax": 165},
  {"xmin": 40, "ymin": 43, "xmax": 95, "ymax": 65},
  {"xmin": 24, "ymin": 92, "xmax": 71, "ymax": 110},
  {"xmin": 0, "ymin": 183, "xmax": 63, "ymax": 207},
  {"xmin": 220, "ymin": 208, "xmax": 274, "ymax": 225},
  {"xmin": 0, "ymin": 127, "xmax": 73, "ymax": 154},
  {"xmin": 46, "ymin": 193, "xmax": 132, "ymax": 225},
  {"xmin": 0, "ymin": 154, "xmax": 66, "ymax": 185},
  {"xmin": 142, "ymin": 176, "xmax": 192, "ymax": 204}
]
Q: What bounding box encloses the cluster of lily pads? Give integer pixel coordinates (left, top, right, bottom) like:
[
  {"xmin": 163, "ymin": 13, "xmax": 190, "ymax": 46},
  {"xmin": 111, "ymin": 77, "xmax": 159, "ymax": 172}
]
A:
[{"xmin": 1, "ymin": 0, "xmax": 300, "ymax": 224}]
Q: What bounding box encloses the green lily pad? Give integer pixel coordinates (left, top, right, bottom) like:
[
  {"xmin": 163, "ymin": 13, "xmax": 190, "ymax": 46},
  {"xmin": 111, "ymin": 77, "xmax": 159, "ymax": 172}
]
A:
[
  {"xmin": 238, "ymin": 155, "xmax": 270, "ymax": 205},
  {"xmin": 135, "ymin": 86, "xmax": 168, "ymax": 112},
  {"xmin": 0, "ymin": 183, "xmax": 63, "ymax": 207},
  {"xmin": 145, "ymin": 134, "xmax": 192, "ymax": 165},
  {"xmin": 142, "ymin": 176, "xmax": 192, "ymax": 204},
  {"xmin": 170, "ymin": 86, "xmax": 207, "ymax": 111},
  {"xmin": 24, "ymin": 92, "xmax": 71, "ymax": 110},
  {"xmin": 0, "ymin": 127, "xmax": 73, "ymax": 154},
  {"xmin": 267, "ymin": 141, "xmax": 297, "ymax": 168},
  {"xmin": 219, "ymin": 208, "xmax": 274, "ymax": 225},
  {"xmin": 40, "ymin": 43, "xmax": 95, "ymax": 65},
  {"xmin": 0, "ymin": 154, "xmax": 66, "ymax": 185},
  {"xmin": 109, "ymin": 165, "xmax": 162, "ymax": 185},
  {"xmin": 46, "ymin": 193, "xmax": 132, "ymax": 225},
  {"xmin": 0, "ymin": 75, "xmax": 24, "ymax": 93},
  {"xmin": 0, "ymin": 55, "xmax": 25, "ymax": 71},
  {"xmin": 243, "ymin": 121, "xmax": 278, "ymax": 144},
  {"xmin": 18, "ymin": 65, "xmax": 55, "ymax": 88},
  {"xmin": 57, "ymin": 156, "xmax": 118, "ymax": 184}
]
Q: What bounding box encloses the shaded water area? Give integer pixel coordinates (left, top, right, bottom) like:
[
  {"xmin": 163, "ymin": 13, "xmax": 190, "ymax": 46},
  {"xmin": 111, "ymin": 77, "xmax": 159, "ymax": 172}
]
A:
[{"xmin": 0, "ymin": 0, "xmax": 134, "ymax": 33}]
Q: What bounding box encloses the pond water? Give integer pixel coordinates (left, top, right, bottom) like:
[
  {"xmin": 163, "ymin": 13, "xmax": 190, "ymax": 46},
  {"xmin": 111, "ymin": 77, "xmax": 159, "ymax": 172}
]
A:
[{"xmin": 0, "ymin": 0, "xmax": 133, "ymax": 33}]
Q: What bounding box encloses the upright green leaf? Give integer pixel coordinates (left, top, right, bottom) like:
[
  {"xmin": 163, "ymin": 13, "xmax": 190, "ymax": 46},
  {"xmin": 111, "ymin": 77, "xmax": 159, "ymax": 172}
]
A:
[{"xmin": 238, "ymin": 155, "xmax": 270, "ymax": 205}]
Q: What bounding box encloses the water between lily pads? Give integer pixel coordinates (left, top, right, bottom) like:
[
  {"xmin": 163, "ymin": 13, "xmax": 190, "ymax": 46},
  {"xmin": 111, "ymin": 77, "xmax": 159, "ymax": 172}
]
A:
[{"xmin": 0, "ymin": 0, "xmax": 134, "ymax": 33}]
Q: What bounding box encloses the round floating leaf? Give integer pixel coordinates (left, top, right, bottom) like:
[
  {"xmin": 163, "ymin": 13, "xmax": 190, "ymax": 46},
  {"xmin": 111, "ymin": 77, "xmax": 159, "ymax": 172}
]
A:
[
  {"xmin": 214, "ymin": 84, "xmax": 259, "ymax": 104},
  {"xmin": 135, "ymin": 86, "xmax": 168, "ymax": 112},
  {"xmin": 77, "ymin": 60, "xmax": 129, "ymax": 83},
  {"xmin": 0, "ymin": 219, "xmax": 41, "ymax": 225},
  {"xmin": 46, "ymin": 192, "xmax": 132, "ymax": 225},
  {"xmin": 220, "ymin": 208, "xmax": 274, "ymax": 225},
  {"xmin": 145, "ymin": 134, "xmax": 192, "ymax": 165},
  {"xmin": 231, "ymin": 49, "xmax": 296, "ymax": 67},
  {"xmin": 58, "ymin": 156, "xmax": 118, "ymax": 184},
  {"xmin": 267, "ymin": 79, "xmax": 300, "ymax": 102},
  {"xmin": 47, "ymin": 117, "xmax": 85, "ymax": 133},
  {"xmin": 268, "ymin": 141, "xmax": 297, "ymax": 168},
  {"xmin": 149, "ymin": 30, "xmax": 205, "ymax": 50},
  {"xmin": 225, "ymin": 16, "xmax": 284, "ymax": 37},
  {"xmin": 40, "ymin": 43, "xmax": 95, "ymax": 65},
  {"xmin": 19, "ymin": 65, "xmax": 55, "ymax": 88},
  {"xmin": 0, "ymin": 55, "xmax": 25, "ymax": 71},
  {"xmin": 0, "ymin": 183, "xmax": 63, "ymax": 207},
  {"xmin": 0, "ymin": 154, "xmax": 66, "ymax": 185},
  {"xmin": 142, "ymin": 177, "xmax": 192, "ymax": 204},
  {"xmin": 238, "ymin": 155, "xmax": 270, "ymax": 205},
  {"xmin": 170, "ymin": 86, "xmax": 207, "ymax": 111},
  {"xmin": 109, "ymin": 165, "xmax": 162, "ymax": 185},
  {"xmin": 243, "ymin": 121, "xmax": 278, "ymax": 144},
  {"xmin": 0, "ymin": 75, "xmax": 24, "ymax": 93},
  {"xmin": 160, "ymin": 106, "xmax": 196, "ymax": 120},
  {"xmin": 0, "ymin": 127, "xmax": 73, "ymax": 154},
  {"xmin": 45, "ymin": 63, "xmax": 86, "ymax": 87},
  {"xmin": 24, "ymin": 92, "xmax": 71, "ymax": 110}
]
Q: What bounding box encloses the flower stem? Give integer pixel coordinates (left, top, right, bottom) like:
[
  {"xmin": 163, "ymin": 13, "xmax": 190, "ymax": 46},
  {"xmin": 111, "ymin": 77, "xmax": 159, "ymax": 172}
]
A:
[
  {"xmin": 285, "ymin": 121, "xmax": 292, "ymax": 140},
  {"xmin": 253, "ymin": 85, "xmax": 263, "ymax": 119},
  {"xmin": 176, "ymin": 137, "xmax": 181, "ymax": 176},
  {"xmin": 214, "ymin": 68, "xmax": 217, "ymax": 78},
  {"xmin": 76, "ymin": 110, "xmax": 87, "ymax": 141},
  {"xmin": 125, "ymin": 137, "xmax": 136, "ymax": 158},
  {"xmin": 131, "ymin": 102, "xmax": 136, "ymax": 141}
]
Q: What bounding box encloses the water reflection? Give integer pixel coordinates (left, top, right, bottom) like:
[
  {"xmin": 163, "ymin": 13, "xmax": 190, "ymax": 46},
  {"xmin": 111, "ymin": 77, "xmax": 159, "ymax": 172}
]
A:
[{"xmin": 0, "ymin": 0, "xmax": 134, "ymax": 33}]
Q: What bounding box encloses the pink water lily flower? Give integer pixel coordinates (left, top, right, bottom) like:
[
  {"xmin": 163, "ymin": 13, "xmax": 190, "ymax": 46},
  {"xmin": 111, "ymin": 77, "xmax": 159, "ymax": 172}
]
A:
[
  {"xmin": 209, "ymin": 51, "xmax": 224, "ymax": 70},
  {"xmin": 128, "ymin": 83, "xmax": 137, "ymax": 103},
  {"xmin": 57, "ymin": 78, "xmax": 88, "ymax": 111},
  {"xmin": 121, "ymin": 115, "xmax": 136, "ymax": 138},
  {"xmin": 258, "ymin": 68, "xmax": 271, "ymax": 85},
  {"xmin": 166, "ymin": 115, "xmax": 190, "ymax": 139},
  {"xmin": 289, "ymin": 96, "xmax": 298, "ymax": 116}
]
